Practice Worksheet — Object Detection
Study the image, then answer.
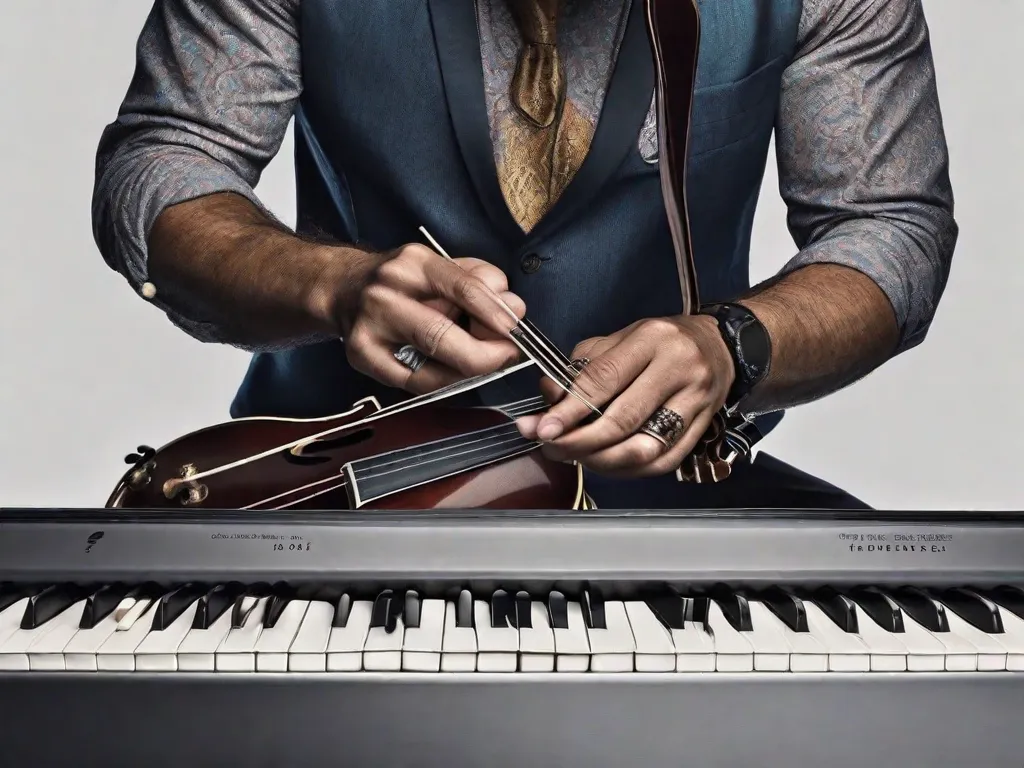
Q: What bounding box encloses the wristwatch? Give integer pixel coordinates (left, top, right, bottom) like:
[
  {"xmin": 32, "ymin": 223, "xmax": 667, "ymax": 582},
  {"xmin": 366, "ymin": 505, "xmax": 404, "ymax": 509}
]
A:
[{"xmin": 699, "ymin": 302, "xmax": 772, "ymax": 412}]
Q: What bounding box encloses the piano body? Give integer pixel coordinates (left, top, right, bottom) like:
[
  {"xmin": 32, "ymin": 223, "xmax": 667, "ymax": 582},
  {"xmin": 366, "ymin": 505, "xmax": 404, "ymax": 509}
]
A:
[{"xmin": 0, "ymin": 507, "xmax": 1022, "ymax": 767}]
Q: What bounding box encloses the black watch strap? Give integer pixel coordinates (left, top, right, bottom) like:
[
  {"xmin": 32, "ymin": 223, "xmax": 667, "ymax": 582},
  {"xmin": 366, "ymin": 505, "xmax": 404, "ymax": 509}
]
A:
[{"xmin": 700, "ymin": 302, "xmax": 772, "ymax": 408}]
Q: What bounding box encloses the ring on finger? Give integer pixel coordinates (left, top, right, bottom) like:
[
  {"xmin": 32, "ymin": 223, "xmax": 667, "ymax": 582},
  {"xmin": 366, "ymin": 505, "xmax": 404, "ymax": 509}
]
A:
[
  {"xmin": 640, "ymin": 406, "xmax": 686, "ymax": 449},
  {"xmin": 394, "ymin": 344, "xmax": 428, "ymax": 373}
]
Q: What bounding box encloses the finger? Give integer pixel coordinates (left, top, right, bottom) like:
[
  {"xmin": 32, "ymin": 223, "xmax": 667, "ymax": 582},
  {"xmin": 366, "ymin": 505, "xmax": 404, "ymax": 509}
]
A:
[
  {"xmin": 365, "ymin": 287, "xmax": 520, "ymax": 376},
  {"xmin": 532, "ymin": 338, "xmax": 652, "ymax": 441},
  {"xmin": 579, "ymin": 390, "xmax": 715, "ymax": 478},
  {"xmin": 533, "ymin": 335, "xmax": 615, "ymax": 405},
  {"xmin": 470, "ymin": 291, "xmax": 526, "ymax": 341},
  {"xmin": 535, "ymin": 364, "xmax": 679, "ymax": 461},
  {"xmin": 346, "ymin": 331, "xmax": 467, "ymax": 394},
  {"xmin": 457, "ymin": 258, "xmax": 510, "ymax": 294}
]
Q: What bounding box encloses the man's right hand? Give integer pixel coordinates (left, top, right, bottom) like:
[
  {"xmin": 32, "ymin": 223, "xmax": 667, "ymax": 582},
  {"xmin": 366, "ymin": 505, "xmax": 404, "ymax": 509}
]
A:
[{"xmin": 334, "ymin": 244, "xmax": 526, "ymax": 394}]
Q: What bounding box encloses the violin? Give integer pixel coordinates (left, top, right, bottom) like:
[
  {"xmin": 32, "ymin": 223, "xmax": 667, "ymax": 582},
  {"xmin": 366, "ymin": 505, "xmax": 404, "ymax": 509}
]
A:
[
  {"xmin": 107, "ymin": 365, "xmax": 591, "ymax": 512},
  {"xmin": 106, "ymin": 0, "xmax": 761, "ymax": 511}
]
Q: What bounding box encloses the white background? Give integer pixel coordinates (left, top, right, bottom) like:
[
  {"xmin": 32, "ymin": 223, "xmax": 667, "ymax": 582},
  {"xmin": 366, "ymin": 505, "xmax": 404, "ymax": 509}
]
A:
[{"xmin": 1, "ymin": 0, "xmax": 1020, "ymax": 510}]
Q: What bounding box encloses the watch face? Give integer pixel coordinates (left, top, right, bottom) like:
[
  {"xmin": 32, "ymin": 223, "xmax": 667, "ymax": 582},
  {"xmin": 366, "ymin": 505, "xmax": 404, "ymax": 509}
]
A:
[{"xmin": 737, "ymin": 321, "xmax": 770, "ymax": 377}]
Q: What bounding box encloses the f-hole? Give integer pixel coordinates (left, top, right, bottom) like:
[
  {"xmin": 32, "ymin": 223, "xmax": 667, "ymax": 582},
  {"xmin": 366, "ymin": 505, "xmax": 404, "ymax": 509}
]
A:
[{"xmin": 282, "ymin": 429, "xmax": 375, "ymax": 466}]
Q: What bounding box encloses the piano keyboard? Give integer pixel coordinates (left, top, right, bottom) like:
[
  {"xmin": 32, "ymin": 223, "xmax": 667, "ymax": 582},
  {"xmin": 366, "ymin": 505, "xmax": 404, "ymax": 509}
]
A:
[
  {"xmin": 2, "ymin": 507, "xmax": 1023, "ymax": 768},
  {"xmin": 3, "ymin": 581, "xmax": 1024, "ymax": 675}
]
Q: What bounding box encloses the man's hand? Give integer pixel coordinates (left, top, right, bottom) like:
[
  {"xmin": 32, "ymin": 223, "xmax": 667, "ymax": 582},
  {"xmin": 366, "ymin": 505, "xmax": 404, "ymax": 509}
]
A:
[
  {"xmin": 515, "ymin": 315, "xmax": 735, "ymax": 477},
  {"xmin": 337, "ymin": 244, "xmax": 525, "ymax": 394}
]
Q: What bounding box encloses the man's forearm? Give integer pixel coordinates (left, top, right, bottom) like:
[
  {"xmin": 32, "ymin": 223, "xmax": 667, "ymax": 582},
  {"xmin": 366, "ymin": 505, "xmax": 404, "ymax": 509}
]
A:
[
  {"xmin": 146, "ymin": 192, "xmax": 373, "ymax": 349},
  {"xmin": 737, "ymin": 263, "xmax": 900, "ymax": 415}
]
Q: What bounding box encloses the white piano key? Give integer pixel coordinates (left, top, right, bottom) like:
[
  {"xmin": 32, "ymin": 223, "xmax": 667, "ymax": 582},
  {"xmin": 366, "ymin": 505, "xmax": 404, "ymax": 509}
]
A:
[
  {"xmin": 177, "ymin": 604, "xmax": 237, "ymax": 672},
  {"xmin": 216, "ymin": 596, "xmax": 269, "ymax": 672},
  {"xmin": 941, "ymin": 611, "xmax": 1006, "ymax": 671},
  {"xmin": 585, "ymin": 601, "xmax": 636, "ymax": 672},
  {"xmin": 0, "ymin": 598, "xmax": 30, "ymax": 647},
  {"xmin": 802, "ymin": 603, "xmax": 870, "ymax": 672},
  {"xmin": 402, "ymin": 599, "xmax": 445, "ymax": 672},
  {"xmin": 706, "ymin": 601, "xmax": 754, "ymax": 672},
  {"xmin": 890, "ymin": 611, "xmax": 946, "ymax": 671},
  {"xmin": 995, "ymin": 606, "xmax": 1024, "ymax": 671},
  {"xmin": 848, "ymin": 605, "xmax": 908, "ymax": 672},
  {"xmin": 96, "ymin": 598, "xmax": 158, "ymax": 671},
  {"xmin": 474, "ymin": 599, "xmax": 518, "ymax": 672},
  {"xmin": 255, "ymin": 600, "xmax": 309, "ymax": 672},
  {"xmin": 623, "ymin": 601, "xmax": 674, "ymax": 672},
  {"xmin": 27, "ymin": 599, "xmax": 89, "ymax": 671},
  {"xmin": 553, "ymin": 601, "xmax": 590, "ymax": 672},
  {"xmin": 671, "ymin": 620, "xmax": 716, "ymax": 672},
  {"xmin": 362, "ymin": 608, "xmax": 404, "ymax": 672},
  {"xmin": 287, "ymin": 600, "xmax": 335, "ymax": 672},
  {"xmin": 744, "ymin": 602, "xmax": 792, "ymax": 672},
  {"xmin": 441, "ymin": 600, "xmax": 477, "ymax": 672},
  {"xmin": 135, "ymin": 600, "xmax": 203, "ymax": 672},
  {"xmin": 327, "ymin": 600, "xmax": 372, "ymax": 672},
  {"xmin": 920, "ymin": 620, "xmax": 978, "ymax": 672},
  {"xmin": 749, "ymin": 602, "xmax": 827, "ymax": 672},
  {"xmin": 63, "ymin": 598, "xmax": 136, "ymax": 671},
  {"xmin": 0, "ymin": 602, "xmax": 79, "ymax": 671},
  {"xmin": 518, "ymin": 601, "xmax": 555, "ymax": 672}
]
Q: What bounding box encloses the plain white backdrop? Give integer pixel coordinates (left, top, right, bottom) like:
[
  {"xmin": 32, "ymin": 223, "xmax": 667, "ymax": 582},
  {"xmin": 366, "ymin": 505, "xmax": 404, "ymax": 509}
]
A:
[{"xmin": 0, "ymin": 0, "xmax": 1020, "ymax": 510}]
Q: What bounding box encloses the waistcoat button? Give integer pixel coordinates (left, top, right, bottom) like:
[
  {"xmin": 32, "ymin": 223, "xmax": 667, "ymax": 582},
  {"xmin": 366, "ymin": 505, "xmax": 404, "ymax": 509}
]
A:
[{"xmin": 520, "ymin": 253, "xmax": 543, "ymax": 274}]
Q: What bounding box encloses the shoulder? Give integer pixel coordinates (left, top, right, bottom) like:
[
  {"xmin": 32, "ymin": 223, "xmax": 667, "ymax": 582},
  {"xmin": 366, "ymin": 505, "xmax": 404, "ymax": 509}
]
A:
[{"xmin": 797, "ymin": 0, "xmax": 925, "ymax": 51}]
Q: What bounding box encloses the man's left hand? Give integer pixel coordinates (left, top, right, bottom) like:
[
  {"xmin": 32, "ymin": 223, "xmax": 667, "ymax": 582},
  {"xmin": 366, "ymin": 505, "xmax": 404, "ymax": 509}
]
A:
[{"xmin": 515, "ymin": 315, "xmax": 735, "ymax": 477}]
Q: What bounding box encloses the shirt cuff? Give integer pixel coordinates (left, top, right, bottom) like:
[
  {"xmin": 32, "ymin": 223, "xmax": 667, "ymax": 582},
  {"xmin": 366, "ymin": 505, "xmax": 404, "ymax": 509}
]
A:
[{"xmin": 777, "ymin": 217, "xmax": 952, "ymax": 354}]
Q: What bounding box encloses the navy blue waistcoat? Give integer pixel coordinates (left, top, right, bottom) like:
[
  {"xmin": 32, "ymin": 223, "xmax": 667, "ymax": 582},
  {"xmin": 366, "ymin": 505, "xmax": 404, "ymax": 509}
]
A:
[{"xmin": 230, "ymin": 0, "xmax": 801, "ymax": 443}]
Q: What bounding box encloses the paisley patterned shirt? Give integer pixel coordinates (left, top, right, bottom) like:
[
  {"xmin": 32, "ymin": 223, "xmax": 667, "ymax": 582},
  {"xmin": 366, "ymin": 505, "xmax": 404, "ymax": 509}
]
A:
[{"xmin": 93, "ymin": 0, "xmax": 957, "ymax": 352}]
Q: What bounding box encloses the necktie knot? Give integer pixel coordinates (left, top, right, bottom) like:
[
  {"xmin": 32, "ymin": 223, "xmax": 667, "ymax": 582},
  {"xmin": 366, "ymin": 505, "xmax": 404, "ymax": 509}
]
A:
[{"xmin": 509, "ymin": 0, "xmax": 559, "ymax": 45}]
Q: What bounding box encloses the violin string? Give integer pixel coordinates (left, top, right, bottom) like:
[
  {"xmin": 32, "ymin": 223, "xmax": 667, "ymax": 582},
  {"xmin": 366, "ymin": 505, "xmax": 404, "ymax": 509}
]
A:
[
  {"xmin": 418, "ymin": 226, "xmax": 600, "ymax": 415},
  {"xmin": 160, "ymin": 360, "xmax": 536, "ymax": 493},
  {"xmin": 238, "ymin": 396, "xmax": 548, "ymax": 510}
]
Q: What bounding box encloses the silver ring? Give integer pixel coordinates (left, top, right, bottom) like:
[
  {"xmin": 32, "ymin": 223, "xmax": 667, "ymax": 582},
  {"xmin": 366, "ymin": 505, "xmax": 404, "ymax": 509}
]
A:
[
  {"xmin": 640, "ymin": 407, "xmax": 686, "ymax": 448},
  {"xmin": 394, "ymin": 344, "xmax": 428, "ymax": 373}
]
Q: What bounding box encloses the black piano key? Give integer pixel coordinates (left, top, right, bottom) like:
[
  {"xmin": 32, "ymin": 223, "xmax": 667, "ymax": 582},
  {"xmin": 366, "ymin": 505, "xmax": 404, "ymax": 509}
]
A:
[
  {"xmin": 756, "ymin": 586, "xmax": 808, "ymax": 633},
  {"xmin": 515, "ymin": 590, "xmax": 532, "ymax": 629},
  {"xmin": 231, "ymin": 583, "xmax": 273, "ymax": 628},
  {"xmin": 931, "ymin": 587, "xmax": 1003, "ymax": 634},
  {"xmin": 455, "ymin": 590, "xmax": 474, "ymax": 629},
  {"xmin": 581, "ymin": 588, "xmax": 607, "ymax": 630},
  {"xmin": 370, "ymin": 589, "xmax": 401, "ymax": 633},
  {"xmin": 490, "ymin": 589, "xmax": 514, "ymax": 629},
  {"xmin": 646, "ymin": 589, "xmax": 686, "ymax": 630},
  {"xmin": 79, "ymin": 583, "xmax": 133, "ymax": 629},
  {"xmin": 20, "ymin": 583, "xmax": 92, "ymax": 630},
  {"xmin": 193, "ymin": 582, "xmax": 247, "ymax": 630},
  {"xmin": 686, "ymin": 595, "xmax": 710, "ymax": 627},
  {"xmin": 262, "ymin": 582, "xmax": 297, "ymax": 630},
  {"xmin": 986, "ymin": 585, "xmax": 1024, "ymax": 621},
  {"xmin": 798, "ymin": 586, "xmax": 858, "ymax": 633},
  {"xmin": 150, "ymin": 582, "xmax": 209, "ymax": 631},
  {"xmin": 888, "ymin": 586, "xmax": 949, "ymax": 633},
  {"xmin": 547, "ymin": 590, "xmax": 569, "ymax": 630},
  {"xmin": 707, "ymin": 584, "xmax": 752, "ymax": 632},
  {"xmin": 404, "ymin": 590, "xmax": 421, "ymax": 629},
  {"xmin": 0, "ymin": 583, "xmax": 40, "ymax": 614},
  {"xmin": 847, "ymin": 586, "xmax": 904, "ymax": 634},
  {"xmin": 332, "ymin": 592, "xmax": 353, "ymax": 628}
]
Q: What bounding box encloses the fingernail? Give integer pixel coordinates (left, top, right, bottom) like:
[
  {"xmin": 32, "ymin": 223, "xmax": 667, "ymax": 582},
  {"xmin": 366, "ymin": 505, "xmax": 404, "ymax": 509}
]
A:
[{"xmin": 537, "ymin": 417, "xmax": 563, "ymax": 441}]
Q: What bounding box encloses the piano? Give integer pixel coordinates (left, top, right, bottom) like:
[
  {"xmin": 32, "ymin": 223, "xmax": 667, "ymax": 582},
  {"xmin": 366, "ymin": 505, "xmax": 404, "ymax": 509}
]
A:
[{"xmin": 1, "ymin": 507, "xmax": 1022, "ymax": 768}]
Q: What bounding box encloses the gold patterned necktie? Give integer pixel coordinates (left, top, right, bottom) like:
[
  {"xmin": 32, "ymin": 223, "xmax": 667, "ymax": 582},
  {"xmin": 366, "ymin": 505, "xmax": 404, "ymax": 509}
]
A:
[{"xmin": 498, "ymin": 0, "xmax": 595, "ymax": 232}]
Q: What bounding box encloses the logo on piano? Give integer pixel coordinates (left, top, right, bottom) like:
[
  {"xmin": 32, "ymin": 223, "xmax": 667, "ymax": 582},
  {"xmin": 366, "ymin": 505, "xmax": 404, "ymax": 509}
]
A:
[{"xmin": 85, "ymin": 531, "xmax": 105, "ymax": 554}]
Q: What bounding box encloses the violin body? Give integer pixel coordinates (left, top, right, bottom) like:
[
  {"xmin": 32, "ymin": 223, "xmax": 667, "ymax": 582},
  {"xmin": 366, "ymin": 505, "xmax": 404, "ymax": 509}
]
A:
[{"xmin": 107, "ymin": 398, "xmax": 587, "ymax": 511}]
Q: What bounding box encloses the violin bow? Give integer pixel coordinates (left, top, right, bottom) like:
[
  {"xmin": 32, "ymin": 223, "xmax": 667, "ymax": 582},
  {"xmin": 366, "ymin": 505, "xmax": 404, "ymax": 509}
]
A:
[
  {"xmin": 418, "ymin": 227, "xmax": 601, "ymax": 417},
  {"xmin": 645, "ymin": 0, "xmax": 765, "ymax": 483}
]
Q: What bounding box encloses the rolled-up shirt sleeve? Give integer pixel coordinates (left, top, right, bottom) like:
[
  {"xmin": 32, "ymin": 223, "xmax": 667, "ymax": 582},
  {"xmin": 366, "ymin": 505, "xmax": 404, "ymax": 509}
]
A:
[
  {"xmin": 91, "ymin": 0, "xmax": 301, "ymax": 339},
  {"xmin": 775, "ymin": 0, "xmax": 958, "ymax": 353}
]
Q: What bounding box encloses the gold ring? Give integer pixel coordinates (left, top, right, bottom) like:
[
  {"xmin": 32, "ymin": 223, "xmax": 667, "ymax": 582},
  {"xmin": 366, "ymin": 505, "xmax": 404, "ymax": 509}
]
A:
[{"xmin": 640, "ymin": 407, "xmax": 686, "ymax": 448}]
